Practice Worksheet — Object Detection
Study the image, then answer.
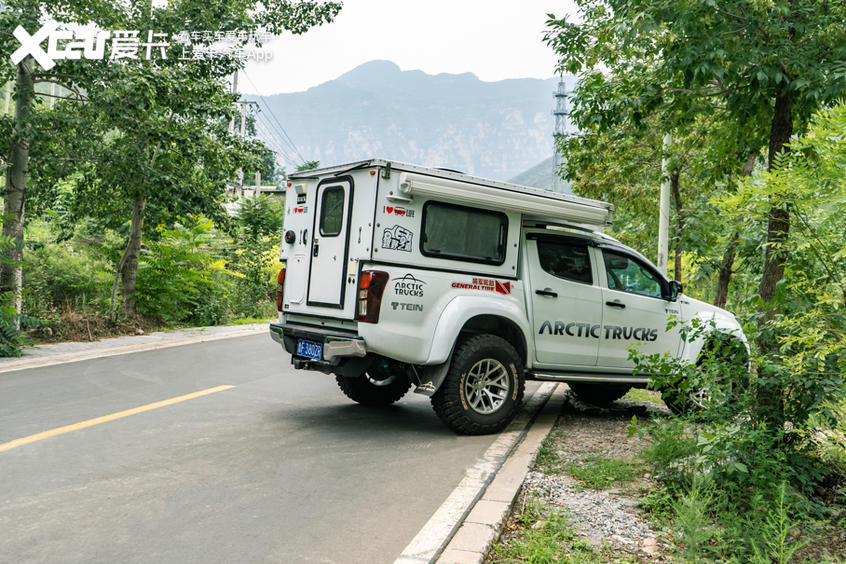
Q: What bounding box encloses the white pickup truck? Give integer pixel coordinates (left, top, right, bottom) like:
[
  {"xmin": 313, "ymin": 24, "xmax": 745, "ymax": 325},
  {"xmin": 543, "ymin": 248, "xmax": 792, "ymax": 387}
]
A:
[{"xmin": 270, "ymin": 159, "xmax": 746, "ymax": 434}]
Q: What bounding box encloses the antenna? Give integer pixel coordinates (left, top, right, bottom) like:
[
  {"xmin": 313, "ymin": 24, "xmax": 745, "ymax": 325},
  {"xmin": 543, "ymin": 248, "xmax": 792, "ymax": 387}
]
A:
[{"xmin": 552, "ymin": 77, "xmax": 572, "ymax": 194}]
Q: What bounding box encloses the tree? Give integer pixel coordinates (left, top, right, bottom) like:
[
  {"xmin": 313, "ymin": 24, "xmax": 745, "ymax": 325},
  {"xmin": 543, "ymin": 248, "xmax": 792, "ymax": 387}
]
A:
[
  {"xmin": 547, "ymin": 0, "xmax": 846, "ymax": 423},
  {"xmin": 0, "ymin": 0, "xmax": 341, "ymax": 317}
]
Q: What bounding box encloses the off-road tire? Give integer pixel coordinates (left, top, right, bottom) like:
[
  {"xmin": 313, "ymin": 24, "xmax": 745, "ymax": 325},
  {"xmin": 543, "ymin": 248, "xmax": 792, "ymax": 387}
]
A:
[
  {"xmin": 431, "ymin": 334, "xmax": 525, "ymax": 435},
  {"xmin": 568, "ymin": 383, "xmax": 631, "ymax": 406},
  {"xmin": 663, "ymin": 336, "xmax": 749, "ymax": 415},
  {"xmin": 335, "ymin": 360, "xmax": 411, "ymax": 406}
]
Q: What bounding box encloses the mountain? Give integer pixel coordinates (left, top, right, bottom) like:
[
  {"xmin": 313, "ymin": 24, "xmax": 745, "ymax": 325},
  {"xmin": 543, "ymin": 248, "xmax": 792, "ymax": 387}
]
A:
[
  {"xmin": 258, "ymin": 61, "xmax": 576, "ymax": 181},
  {"xmin": 508, "ymin": 156, "xmax": 573, "ymax": 194}
]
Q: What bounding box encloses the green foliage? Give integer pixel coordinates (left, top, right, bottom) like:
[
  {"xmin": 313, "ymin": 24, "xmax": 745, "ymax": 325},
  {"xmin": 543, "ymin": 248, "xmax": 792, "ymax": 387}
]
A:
[
  {"xmin": 670, "ymin": 473, "xmax": 717, "ymax": 562},
  {"xmin": 296, "ymin": 160, "xmax": 320, "ymax": 172},
  {"xmin": 135, "ymin": 217, "xmax": 235, "ymax": 325},
  {"xmin": 488, "ymin": 498, "xmax": 602, "ymax": 563},
  {"xmin": 534, "ymin": 430, "xmax": 565, "ymax": 473},
  {"xmin": 231, "ymin": 195, "xmax": 284, "ymax": 318},
  {"xmin": 567, "ymin": 456, "xmax": 641, "ymax": 490},
  {"xmin": 23, "ymin": 219, "xmax": 116, "ymax": 316}
]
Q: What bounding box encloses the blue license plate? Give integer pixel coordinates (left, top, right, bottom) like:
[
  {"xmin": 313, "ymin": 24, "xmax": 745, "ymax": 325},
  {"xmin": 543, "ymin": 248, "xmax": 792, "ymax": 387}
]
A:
[{"xmin": 296, "ymin": 339, "xmax": 323, "ymax": 360}]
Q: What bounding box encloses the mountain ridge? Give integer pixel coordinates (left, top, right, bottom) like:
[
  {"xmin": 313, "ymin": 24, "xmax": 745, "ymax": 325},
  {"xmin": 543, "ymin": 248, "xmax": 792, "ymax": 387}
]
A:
[{"xmin": 257, "ymin": 61, "xmax": 576, "ymax": 181}]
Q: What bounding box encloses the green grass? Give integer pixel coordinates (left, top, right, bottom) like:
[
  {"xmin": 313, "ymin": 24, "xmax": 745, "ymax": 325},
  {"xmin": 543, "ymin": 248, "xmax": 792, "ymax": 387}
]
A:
[
  {"xmin": 229, "ymin": 317, "xmax": 273, "ymax": 325},
  {"xmin": 567, "ymin": 456, "xmax": 642, "ymax": 490},
  {"xmin": 534, "ymin": 430, "xmax": 566, "ymax": 474},
  {"xmin": 623, "ymin": 388, "xmax": 663, "ymax": 404},
  {"xmin": 488, "ymin": 498, "xmax": 608, "ymax": 563}
]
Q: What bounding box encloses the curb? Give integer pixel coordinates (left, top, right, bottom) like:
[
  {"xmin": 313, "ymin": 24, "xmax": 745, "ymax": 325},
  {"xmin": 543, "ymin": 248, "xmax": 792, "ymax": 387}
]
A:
[
  {"xmin": 395, "ymin": 382, "xmax": 563, "ymax": 564},
  {"xmin": 436, "ymin": 384, "xmax": 566, "ymax": 564},
  {"xmin": 0, "ymin": 326, "xmax": 267, "ymax": 374}
]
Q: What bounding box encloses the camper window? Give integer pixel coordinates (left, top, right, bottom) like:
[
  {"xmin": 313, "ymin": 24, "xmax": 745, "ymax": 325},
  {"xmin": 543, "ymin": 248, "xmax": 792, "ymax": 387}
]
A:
[
  {"xmin": 319, "ymin": 186, "xmax": 345, "ymax": 236},
  {"xmin": 421, "ymin": 201, "xmax": 507, "ymax": 265}
]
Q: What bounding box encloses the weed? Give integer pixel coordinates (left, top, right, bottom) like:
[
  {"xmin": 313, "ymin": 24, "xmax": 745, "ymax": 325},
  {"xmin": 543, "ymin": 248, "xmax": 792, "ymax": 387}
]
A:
[
  {"xmin": 534, "ymin": 430, "xmax": 565, "ymax": 474},
  {"xmin": 567, "ymin": 456, "xmax": 641, "ymax": 490},
  {"xmin": 623, "ymin": 388, "xmax": 663, "ymax": 404},
  {"xmin": 671, "ymin": 472, "xmax": 717, "ymax": 562},
  {"xmin": 750, "ymin": 482, "xmax": 810, "ymax": 564},
  {"xmin": 488, "ymin": 503, "xmax": 600, "ymax": 564}
]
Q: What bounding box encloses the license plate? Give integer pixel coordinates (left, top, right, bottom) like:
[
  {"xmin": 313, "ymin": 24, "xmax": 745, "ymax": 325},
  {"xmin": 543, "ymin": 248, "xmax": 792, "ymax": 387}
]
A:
[{"xmin": 296, "ymin": 339, "xmax": 323, "ymax": 360}]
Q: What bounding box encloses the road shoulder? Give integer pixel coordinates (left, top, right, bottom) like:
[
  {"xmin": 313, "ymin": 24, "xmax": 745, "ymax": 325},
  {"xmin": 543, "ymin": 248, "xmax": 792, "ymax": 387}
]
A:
[{"xmin": 0, "ymin": 323, "xmax": 267, "ymax": 373}]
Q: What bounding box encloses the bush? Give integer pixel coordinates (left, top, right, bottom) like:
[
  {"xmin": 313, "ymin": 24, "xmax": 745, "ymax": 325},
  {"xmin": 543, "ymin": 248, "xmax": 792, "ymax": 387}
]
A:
[
  {"xmin": 135, "ymin": 217, "xmax": 236, "ymax": 325},
  {"xmin": 230, "ymin": 195, "xmax": 283, "ymax": 319},
  {"xmin": 22, "ymin": 219, "xmax": 119, "ymax": 318}
]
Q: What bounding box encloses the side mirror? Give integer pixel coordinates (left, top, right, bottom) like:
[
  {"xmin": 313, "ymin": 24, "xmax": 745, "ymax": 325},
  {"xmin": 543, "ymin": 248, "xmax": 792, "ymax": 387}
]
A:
[{"xmin": 667, "ymin": 280, "xmax": 683, "ymax": 302}]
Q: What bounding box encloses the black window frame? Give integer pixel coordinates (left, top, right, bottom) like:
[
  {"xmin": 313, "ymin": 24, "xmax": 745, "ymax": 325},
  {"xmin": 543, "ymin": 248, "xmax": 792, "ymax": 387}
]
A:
[
  {"xmin": 318, "ymin": 185, "xmax": 345, "ymax": 237},
  {"xmin": 419, "ymin": 200, "xmax": 508, "ymax": 266},
  {"xmin": 534, "ymin": 237, "xmax": 594, "ymax": 285},
  {"xmin": 601, "ymin": 248, "xmax": 669, "ymax": 299}
]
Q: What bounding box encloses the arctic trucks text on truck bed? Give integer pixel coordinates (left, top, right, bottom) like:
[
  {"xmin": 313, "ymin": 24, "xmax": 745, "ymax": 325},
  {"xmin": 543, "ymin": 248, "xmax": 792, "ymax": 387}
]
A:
[{"xmin": 269, "ymin": 159, "xmax": 746, "ymax": 434}]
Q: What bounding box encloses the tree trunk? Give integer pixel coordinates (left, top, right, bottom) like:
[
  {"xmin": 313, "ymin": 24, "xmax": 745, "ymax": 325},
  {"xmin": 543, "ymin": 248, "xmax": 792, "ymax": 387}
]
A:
[
  {"xmin": 714, "ymin": 231, "xmax": 738, "ymax": 309},
  {"xmin": 0, "ymin": 58, "xmax": 35, "ymax": 328},
  {"xmin": 756, "ymin": 87, "xmax": 793, "ymax": 425},
  {"xmin": 120, "ymin": 197, "xmax": 146, "ymax": 314},
  {"xmin": 759, "ymin": 89, "xmax": 793, "ymax": 313},
  {"xmin": 713, "ymin": 154, "xmax": 757, "ymax": 308},
  {"xmin": 669, "ymin": 171, "xmax": 683, "ymax": 283}
]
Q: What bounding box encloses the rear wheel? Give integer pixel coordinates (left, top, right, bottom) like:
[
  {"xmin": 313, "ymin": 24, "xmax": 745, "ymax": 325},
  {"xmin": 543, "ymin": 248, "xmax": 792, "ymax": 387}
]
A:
[
  {"xmin": 335, "ymin": 359, "xmax": 411, "ymax": 406},
  {"xmin": 568, "ymin": 383, "xmax": 631, "ymax": 406},
  {"xmin": 431, "ymin": 334, "xmax": 525, "ymax": 435}
]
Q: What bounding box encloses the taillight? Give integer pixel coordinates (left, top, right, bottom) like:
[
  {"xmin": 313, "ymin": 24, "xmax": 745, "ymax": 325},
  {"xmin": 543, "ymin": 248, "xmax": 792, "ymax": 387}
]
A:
[
  {"xmin": 357, "ymin": 270, "xmax": 389, "ymax": 323},
  {"xmin": 276, "ymin": 266, "xmax": 286, "ymax": 312}
]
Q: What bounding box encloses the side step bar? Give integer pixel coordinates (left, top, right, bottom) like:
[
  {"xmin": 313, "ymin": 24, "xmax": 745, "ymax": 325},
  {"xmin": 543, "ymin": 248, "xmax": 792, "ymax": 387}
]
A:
[{"xmin": 529, "ymin": 371, "xmax": 651, "ymax": 385}]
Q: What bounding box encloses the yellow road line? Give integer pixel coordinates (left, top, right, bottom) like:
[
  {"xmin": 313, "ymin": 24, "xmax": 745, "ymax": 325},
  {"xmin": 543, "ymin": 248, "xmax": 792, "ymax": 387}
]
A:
[{"xmin": 0, "ymin": 385, "xmax": 235, "ymax": 453}]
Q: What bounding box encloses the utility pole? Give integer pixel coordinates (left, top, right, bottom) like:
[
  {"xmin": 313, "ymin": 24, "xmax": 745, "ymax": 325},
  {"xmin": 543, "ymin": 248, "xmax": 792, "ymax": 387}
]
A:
[
  {"xmin": 657, "ymin": 132, "xmax": 673, "ymax": 276},
  {"xmin": 552, "ymin": 78, "xmax": 572, "ymax": 194},
  {"xmin": 229, "ymin": 71, "xmax": 238, "ymax": 133},
  {"xmin": 235, "ymin": 99, "xmax": 257, "ymax": 196}
]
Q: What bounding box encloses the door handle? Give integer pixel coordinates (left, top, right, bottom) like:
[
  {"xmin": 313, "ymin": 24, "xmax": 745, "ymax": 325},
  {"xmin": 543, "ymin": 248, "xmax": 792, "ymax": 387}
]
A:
[
  {"xmin": 605, "ymin": 300, "xmax": 626, "ymax": 309},
  {"xmin": 535, "ymin": 289, "xmax": 558, "ymax": 298},
  {"xmin": 312, "ymin": 242, "xmax": 319, "ymax": 257}
]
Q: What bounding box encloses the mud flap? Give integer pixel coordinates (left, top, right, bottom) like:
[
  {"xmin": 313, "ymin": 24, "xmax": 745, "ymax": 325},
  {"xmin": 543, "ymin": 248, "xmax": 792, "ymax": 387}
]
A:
[{"xmin": 412, "ymin": 360, "xmax": 451, "ymax": 397}]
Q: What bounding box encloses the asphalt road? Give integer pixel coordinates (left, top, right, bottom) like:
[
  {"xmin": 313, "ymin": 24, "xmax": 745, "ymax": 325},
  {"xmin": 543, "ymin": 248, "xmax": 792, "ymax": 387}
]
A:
[{"xmin": 0, "ymin": 334, "xmax": 536, "ymax": 563}]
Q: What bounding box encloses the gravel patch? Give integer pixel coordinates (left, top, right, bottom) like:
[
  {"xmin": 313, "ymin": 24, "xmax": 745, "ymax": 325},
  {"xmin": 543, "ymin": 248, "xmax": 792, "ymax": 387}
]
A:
[{"xmin": 500, "ymin": 390, "xmax": 673, "ymax": 561}]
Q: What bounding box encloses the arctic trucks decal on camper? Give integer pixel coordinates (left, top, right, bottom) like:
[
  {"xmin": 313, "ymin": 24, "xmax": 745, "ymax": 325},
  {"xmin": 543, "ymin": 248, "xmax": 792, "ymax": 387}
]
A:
[{"xmin": 271, "ymin": 159, "xmax": 747, "ymax": 435}]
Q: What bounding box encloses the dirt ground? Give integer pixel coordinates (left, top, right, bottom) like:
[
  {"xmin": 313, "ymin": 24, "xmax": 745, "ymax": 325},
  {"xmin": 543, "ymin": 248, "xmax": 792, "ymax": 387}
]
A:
[{"xmin": 25, "ymin": 311, "xmax": 163, "ymax": 344}]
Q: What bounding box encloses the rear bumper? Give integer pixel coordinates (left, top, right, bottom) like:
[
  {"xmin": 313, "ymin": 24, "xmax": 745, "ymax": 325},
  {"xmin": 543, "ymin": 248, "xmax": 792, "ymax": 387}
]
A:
[{"xmin": 269, "ymin": 322, "xmax": 366, "ymax": 362}]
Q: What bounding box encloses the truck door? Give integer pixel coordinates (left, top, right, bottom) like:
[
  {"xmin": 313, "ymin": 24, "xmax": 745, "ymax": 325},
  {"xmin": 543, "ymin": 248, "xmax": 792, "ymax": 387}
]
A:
[
  {"xmin": 597, "ymin": 248, "xmax": 682, "ymax": 368},
  {"xmin": 307, "ymin": 179, "xmax": 352, "ymax": 307},
  {"xmin": 527, "ymin": 234, "xmax": 602, "ymax": 367}
]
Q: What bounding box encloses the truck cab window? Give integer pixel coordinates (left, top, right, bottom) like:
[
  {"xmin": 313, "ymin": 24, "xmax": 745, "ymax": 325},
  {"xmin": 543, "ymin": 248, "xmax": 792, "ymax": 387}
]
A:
[
  {"xmin": 536, "ymin": 239, "xmax": 592, "ymax": 284},
  {"xmin": 319, "ymin": 186, "xmax": 345, "ymax": 236},
  {"xmin": 603, "ymin": 250, "xmax": 663, "ymax": 298}
]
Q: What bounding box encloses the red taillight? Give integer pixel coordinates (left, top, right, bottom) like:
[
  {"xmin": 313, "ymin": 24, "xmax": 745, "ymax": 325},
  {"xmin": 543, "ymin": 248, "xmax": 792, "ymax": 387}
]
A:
[
  {"xmin": 276, "ymin": 266, "xmax": 286, "ymax": 312},
  {"xmin": 357, "ymin": 270, "xmax": 389, "ymax": 323}
]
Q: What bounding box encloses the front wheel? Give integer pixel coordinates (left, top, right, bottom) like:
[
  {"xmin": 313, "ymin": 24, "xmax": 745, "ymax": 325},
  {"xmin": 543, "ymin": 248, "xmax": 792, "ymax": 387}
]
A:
[
  {"xmin": 663, "ymin": 337, "xmax": 749, "ymax": 415},
  {"xmin": 335, "ymin": 359, "xmax": 411, "ymax": 406},
  {"xmin": 431, "ymin": 334, "xmax": 525, "ymax": 435}
]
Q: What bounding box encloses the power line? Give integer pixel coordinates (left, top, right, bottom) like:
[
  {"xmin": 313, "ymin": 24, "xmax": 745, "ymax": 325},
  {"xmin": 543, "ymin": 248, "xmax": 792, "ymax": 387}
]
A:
[
  {"xmin": 253, "ymin": 113, "xmax": 302, "ymax": 169},
  {"xmin": 241, "ymin": 70, "xmax": 307, "ymax": 164}
]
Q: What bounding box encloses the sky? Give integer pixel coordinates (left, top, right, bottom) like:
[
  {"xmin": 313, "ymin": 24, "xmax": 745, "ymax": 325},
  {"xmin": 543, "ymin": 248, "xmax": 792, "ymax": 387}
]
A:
[{"xmin": 241, "ymin": 0, "xmax": 578, "ymax": 95}]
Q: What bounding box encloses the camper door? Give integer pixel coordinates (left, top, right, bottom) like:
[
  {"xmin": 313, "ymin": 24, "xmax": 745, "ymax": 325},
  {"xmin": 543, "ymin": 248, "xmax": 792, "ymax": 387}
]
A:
[{"xmin": 307, "ymin": 178, "xmax": 352, "ymax": 307}]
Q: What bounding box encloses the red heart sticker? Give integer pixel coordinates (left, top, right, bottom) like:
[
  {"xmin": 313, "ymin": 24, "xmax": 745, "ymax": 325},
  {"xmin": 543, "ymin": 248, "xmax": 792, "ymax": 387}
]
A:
[{"xmin": 386, "ymin": 206, "xmax": 394, "ymax": 214}]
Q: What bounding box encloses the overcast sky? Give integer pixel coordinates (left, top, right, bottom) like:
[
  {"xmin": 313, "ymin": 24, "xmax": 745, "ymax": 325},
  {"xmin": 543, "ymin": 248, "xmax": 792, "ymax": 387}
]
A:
[{"xmin": 241, "ymin": 0, "xmax": 578, "ymax": 95}]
